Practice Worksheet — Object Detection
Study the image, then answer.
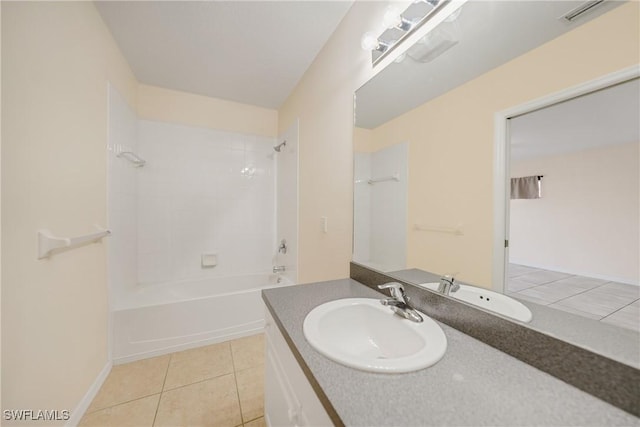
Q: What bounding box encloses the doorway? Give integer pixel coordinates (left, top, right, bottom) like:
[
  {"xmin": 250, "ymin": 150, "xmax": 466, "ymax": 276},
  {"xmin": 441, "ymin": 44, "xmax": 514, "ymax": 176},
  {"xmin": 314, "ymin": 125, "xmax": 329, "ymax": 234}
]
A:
[{"xmin": 493, "ymin": 67, "xmax": 639, "ymax": 331}]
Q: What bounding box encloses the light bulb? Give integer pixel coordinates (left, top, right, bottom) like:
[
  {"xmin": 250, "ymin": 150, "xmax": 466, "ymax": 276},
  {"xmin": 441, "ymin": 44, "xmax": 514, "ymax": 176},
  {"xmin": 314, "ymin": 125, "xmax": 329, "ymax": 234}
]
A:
[
  {"xmin": 382, "ymin": 5, "xmax": 402, "ymax": 29},
  {"xmin": 360, "ymin": 32, "xmax": 380, "ymax": 51}
]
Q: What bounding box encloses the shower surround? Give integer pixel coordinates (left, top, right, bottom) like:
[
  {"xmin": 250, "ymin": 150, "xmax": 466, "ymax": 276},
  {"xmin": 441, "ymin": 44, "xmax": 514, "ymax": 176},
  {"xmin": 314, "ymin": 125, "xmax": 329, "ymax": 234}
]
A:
[{"xmin": 107, "ymin": 85, "xmax": 288, "ymax": 362}]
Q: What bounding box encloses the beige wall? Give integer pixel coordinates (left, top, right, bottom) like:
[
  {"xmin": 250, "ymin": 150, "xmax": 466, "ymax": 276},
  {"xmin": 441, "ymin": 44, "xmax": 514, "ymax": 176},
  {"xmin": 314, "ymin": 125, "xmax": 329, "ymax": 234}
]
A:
[
  {"xmin": 1, "ymin": 2, "xmax": 137, "ymax": 423},
  {"xmin": 510, "ymin": 142, "xmax": 639, "ymax": 284},
  {"xmin": 278, "ymin": 1, "xmax": 388, "ymax": 283},
  {"xmin": 138, "ymin": 84, "xmax": 278, "ymax": 137},
  {"xmin": 353, "ymin": 127, "xmax": 374, "ymax": 153},
  {"xmin": 1, "ymin": 1, "xmax": 3, "ymax": 409},
  {"xmin": 367, "ymin": 3, "xmax": 639, "ymax": 287}
]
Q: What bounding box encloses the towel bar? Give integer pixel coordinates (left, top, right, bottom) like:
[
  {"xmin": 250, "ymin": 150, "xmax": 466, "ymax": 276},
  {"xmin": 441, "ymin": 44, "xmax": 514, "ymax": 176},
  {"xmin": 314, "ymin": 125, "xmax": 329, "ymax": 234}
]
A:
[{"xmin": 37, "ymin": 226, "xmax": 111, "ymax": 259}]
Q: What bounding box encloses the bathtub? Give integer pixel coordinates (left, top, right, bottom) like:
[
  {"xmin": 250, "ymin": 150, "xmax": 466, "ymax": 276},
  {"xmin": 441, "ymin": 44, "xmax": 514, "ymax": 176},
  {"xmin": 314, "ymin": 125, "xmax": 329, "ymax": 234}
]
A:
[{"xmin": 112, "ymin": 273, "xmax": 292, "ymax": 364}]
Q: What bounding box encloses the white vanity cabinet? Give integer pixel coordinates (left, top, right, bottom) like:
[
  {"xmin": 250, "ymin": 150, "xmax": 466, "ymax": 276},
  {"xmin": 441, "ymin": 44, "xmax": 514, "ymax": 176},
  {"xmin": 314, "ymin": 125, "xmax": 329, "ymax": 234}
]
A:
[{"xmin": 264, "ymin": 307, "xmax": 334, "ymax": 427}]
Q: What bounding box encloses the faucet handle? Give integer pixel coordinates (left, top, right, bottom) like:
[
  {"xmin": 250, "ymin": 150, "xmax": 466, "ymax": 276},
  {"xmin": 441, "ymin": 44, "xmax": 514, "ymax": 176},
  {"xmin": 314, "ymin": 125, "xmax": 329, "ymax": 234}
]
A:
[
  {"xmin": 439, "ymin": 275, "xmax": 460, "ymax": 293},
  {"xmin": 378, "ymin": 282, "xmax": 407, "ymax": 301},
  {"xmin": 446, "ymin": 276, "xmax": 460, "ymax": 293}
]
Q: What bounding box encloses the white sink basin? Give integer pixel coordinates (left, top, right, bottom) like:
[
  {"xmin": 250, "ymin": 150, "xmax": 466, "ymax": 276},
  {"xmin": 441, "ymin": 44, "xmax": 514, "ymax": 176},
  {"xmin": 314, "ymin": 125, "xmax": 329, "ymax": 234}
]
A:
[
  {"xmin": 418, "ymin": 282, "xmax": 533, "ymax": 323},
  {"xmin": 303, "ymin": 298, "xmax": 447, "ymax": 373}
]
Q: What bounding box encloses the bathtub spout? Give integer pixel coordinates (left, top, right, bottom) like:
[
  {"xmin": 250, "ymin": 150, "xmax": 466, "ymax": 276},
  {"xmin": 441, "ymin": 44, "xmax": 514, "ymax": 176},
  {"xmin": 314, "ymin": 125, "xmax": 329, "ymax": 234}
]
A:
[{"xmin": 273, "ymin": 265, "xmax": 286, "ymax": 273}]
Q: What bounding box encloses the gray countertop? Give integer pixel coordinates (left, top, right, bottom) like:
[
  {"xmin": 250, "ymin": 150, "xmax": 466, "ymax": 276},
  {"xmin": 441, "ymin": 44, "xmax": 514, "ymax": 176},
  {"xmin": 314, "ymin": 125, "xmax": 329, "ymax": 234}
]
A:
[{"xmin": 263, "ymin": 278, "xmax": 639, "ymax": 427}]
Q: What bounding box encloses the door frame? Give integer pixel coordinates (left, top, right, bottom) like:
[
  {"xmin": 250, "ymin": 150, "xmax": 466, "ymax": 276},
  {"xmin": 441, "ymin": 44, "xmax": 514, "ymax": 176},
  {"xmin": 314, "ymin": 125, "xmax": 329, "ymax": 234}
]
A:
[{"xmin": 492, "ymin": 64, "xmax": 639, "ymax": 293}]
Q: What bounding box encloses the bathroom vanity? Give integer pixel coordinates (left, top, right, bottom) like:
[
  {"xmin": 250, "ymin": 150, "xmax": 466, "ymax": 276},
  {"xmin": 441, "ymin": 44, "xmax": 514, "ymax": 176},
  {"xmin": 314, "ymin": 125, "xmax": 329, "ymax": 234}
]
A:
[
  {"xmin": 264, "ymin": 306, "xmax": 333, "ymax": 426},
  {"xmin": 262, "ymin": 278, "xmax": 639, "ymax": 426}
]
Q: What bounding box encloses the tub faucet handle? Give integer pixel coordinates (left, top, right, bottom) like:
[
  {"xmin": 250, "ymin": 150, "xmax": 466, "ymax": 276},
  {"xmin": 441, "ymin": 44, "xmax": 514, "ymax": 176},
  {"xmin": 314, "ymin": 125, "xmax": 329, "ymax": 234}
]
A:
[
  {"xmin": 278, "ymin": 239, "xmax": 287, "ymax": 254},
  {"xmin": 438, "ymin": 275, "xmax": 460, "ymax": 295}
]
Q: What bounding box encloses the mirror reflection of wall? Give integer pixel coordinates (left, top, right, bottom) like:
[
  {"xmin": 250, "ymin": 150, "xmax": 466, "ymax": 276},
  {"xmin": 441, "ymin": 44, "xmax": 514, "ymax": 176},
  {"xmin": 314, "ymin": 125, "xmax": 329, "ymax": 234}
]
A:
[{"xmin": 506, "ymin": 78, "xmax": 639, "ymax": 333}]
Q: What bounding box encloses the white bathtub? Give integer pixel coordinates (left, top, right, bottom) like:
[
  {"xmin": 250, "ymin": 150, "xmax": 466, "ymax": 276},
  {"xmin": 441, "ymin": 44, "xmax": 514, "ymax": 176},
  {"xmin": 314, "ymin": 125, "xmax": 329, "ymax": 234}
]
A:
[{"xmin": 112, "ymin": 273, "xmax": 291, "ymax": 364}]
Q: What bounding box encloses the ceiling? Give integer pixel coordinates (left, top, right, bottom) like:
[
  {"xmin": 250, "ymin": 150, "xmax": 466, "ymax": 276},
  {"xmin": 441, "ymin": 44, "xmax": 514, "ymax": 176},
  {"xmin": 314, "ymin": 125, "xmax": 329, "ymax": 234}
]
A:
[
  {"xmin": 510, "ymin": 78, "xmax": 640, "ymax": 160},
  {"xmin": 355, "ymin": 0, "xmax": 624, "ymax": 129},
  {"xmin": 95, "ymin": 1, "xmax": 353, "ymax": 109}
]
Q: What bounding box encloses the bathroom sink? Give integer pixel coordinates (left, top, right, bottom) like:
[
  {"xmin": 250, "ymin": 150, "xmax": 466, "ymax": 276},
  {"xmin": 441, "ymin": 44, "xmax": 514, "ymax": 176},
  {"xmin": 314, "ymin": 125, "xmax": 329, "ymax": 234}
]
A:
[
  {"xmin": 303, "ymin": 298, "xmax": 447, "ymax": 373},
  {"xmin": 418, "ymin": 283, "xmax": 533, "ymax": 323}
]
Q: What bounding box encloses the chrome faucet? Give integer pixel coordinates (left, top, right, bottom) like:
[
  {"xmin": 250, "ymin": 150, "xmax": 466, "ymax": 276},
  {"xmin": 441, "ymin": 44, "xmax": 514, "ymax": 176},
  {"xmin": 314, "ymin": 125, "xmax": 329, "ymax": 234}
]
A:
[
  {"xmin": 437, "ymin": 275, "xmax": 460, "ymax": 295},
  {"xmin": 273, "ymin": 265, "xmax": 286, "ymax": 273},
  {"xmin": 378, "ymin": 282, "xmax": 423, "ymax": 323}
]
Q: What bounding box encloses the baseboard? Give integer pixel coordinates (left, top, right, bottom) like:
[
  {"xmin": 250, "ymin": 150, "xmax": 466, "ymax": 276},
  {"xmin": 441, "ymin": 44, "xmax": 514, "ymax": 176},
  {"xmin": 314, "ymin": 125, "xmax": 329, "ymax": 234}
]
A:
[
  {"xmin": 66, "ymin": 360, "xmax": 112, "ymax": 427},
  {"xmin": 112, "ymin": 327, "xmax": 264, "ymax": 365},
  {"xmin": 509, "ymin": 259, "xmax": 639, "ymax": 286}
]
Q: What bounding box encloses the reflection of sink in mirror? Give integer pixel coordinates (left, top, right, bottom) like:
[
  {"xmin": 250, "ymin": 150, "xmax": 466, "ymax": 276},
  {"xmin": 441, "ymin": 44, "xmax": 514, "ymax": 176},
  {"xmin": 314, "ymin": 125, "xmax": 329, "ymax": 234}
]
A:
[
  {"xmin": 418, "ymin": 283, "xmax": 533, "ymax": 323},
  {"xmin": 303, "ymin": 298, "xmax": 447, "ymax": 373}
]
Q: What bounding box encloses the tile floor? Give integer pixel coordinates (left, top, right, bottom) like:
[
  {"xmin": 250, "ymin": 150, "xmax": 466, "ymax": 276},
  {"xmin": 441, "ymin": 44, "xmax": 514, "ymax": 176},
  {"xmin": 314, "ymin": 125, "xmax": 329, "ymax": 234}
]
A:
[
  {"xmin": 80, "ymin": 334, "xmax": 266, "ymax": 427},
  {"xmin": 507, "ymin": 264, "xmax": 640, "ymax": 333}
]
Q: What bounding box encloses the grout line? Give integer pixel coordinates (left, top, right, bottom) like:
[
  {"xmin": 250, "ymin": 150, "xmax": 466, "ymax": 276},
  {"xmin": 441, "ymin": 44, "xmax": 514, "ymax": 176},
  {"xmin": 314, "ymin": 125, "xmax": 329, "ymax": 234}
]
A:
[
  {"xmin": 161, "ymin": 354, "xmax": 172, "ymax": 391},
  {"xmin": 89, "ymin": 390, "xmax": 162, "ymax": 414},
  {"xmin": 551, "ymin": 283, "xmax": 638, "ymax": 310},
  {"xmin": 508, "ymin": 272, "xmax": 576, "ymax": 293},
  {"xmin": 243, "ymin": 415, "xmax": 264, "ymax": 424},
  {"xmin": 587, "ymin": 280, "xmax": 616, "ymax": 294},
  {"xmin": 152, "ymin": 353, "xmax": 172, "ymax": 426},
  {"xmin": 160, "ymin": 370, "xmax": 236, "ymax": 393},
  {"xmin": 545, "ymin": 284, "xmax": 605, "ymax": 306},
  {"xmin": 230, "ymin": 342, "xmax": 246, "ymax": 425},
  {"xmin": 159, "ymin": 343, "xmax": 237, "ymax": 392},
  {"xmin": 512, "ymin": 272, "xmax": 610, "ymax": 302},
  {"xmin": 89, "ymin": 393, "xmax": 162, "ymax": 416},
  {"xmin": 510, "ymin": 277, "xmax": 575, "ymax": 305},
  {"xmin": 530, "ymin": 285, "xmax": 638, "ymax": 330},
  {"xmin": 508, "ymin": 268, "xmax": 640, "ymax": 330},
  {"xmin": 600, "ymin": 298, "xmax": 639, "ymax": 320},
  {"xmin": 97, "ymin": 338, "xmax": 261, "ymax": 426}
]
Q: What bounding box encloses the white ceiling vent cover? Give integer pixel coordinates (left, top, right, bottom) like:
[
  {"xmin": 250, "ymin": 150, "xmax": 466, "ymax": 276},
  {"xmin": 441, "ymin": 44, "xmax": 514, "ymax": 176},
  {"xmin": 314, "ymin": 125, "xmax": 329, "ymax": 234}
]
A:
[{"xmin": 561, "ymin": 0, "xmax": 606, "ymax": 22}]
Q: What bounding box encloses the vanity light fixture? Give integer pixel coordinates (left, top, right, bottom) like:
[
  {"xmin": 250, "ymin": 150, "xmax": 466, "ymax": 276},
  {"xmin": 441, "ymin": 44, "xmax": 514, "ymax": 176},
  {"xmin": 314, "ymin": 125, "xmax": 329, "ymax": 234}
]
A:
[
  {"xmin": 414, "ymin": 0, "xmax": 440, "ymax": 7},
  {"xmin": 362, "ymin": 0, "xmax": 449, "ymax": 66},
  {"xmin": 561, "ymin": 0, "xmax": 606, "ymax": 22}
]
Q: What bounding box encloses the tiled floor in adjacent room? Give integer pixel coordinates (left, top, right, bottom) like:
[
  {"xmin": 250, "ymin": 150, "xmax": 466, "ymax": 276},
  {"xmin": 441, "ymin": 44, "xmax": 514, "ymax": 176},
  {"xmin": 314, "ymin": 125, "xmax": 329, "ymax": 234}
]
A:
[
  {"xmin": 80, "ymin": 334, "xmax": 265, "ymax": 427},
  {"xmin": 507, "ymin": 264, "xmax": 640, "ymax": 333}
]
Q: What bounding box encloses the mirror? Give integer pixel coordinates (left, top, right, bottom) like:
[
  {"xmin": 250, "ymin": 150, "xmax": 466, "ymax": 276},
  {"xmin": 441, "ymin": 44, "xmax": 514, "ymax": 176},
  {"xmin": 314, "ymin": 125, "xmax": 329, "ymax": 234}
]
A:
[{"xmin": 353, "ymin": 0, "xmax": 639, "ymax": 367}]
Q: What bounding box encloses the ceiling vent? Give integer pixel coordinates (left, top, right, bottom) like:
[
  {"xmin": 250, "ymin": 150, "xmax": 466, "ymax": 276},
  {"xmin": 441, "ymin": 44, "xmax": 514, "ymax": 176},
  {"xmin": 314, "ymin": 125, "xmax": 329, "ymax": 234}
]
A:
[{"xmin": 561, "ymin": 0, "xmax": 606, "ymax": 22}]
